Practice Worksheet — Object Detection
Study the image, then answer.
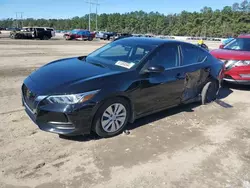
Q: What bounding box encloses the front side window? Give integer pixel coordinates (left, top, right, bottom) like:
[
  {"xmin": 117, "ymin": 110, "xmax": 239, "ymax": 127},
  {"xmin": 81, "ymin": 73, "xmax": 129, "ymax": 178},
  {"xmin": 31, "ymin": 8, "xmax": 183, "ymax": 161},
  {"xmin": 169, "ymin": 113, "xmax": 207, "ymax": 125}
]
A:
[
  {"xmin": 181, "ymin": 44, "xmax": 207, "ymax": 66},
  {"xmin": 224, "ymin": 38, "xmax": 250, "ymax": 51},
  {"xmin": 86, "ymin": 41, "xmax": 156, "ymax": 69},
  {"xmin": 149, "ymin": 44, "xmax": 179, "ymax": 69}
]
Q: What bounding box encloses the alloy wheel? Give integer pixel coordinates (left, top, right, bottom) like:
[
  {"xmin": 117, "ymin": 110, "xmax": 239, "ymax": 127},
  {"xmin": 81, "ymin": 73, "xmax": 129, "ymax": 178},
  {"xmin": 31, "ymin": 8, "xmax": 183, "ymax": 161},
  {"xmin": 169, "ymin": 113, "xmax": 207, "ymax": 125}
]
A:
[{"xmin": 101, "ymin": 103, "xmax": 127, "ymax": 133}]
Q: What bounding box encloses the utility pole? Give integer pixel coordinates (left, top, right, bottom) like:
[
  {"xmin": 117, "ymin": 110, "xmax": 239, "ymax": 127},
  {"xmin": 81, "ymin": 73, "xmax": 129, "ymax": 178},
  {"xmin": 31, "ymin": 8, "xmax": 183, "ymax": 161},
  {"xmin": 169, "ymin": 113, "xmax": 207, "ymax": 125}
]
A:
[
  {"xmin": 15, "ymin": 12, "xmax": 18, "ymax": 28},
  {"xmin": 15, "ymin": 12, "xmax": 24, "ymax": 28},
  {"xmin": 89, "ymin": 0, "xmax": 91, "ymax": 31},
  {"xmin": 96, "ymin": 0, "xmax": 98, "ymax": 32},
  {"xmin": 85, "ymin": 0, "xmax": 100, "ymax": 31},
  {"xmin": 20, "ymin": 12, "xmax": 23, "ymax": 28}
]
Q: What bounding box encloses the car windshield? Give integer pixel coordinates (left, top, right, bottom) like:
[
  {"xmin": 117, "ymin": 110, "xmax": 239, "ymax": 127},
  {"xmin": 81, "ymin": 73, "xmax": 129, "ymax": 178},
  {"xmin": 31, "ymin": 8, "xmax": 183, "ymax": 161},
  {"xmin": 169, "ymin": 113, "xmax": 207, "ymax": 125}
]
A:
[
  {"xmin": 224, "ymin": 38, "xmax": 250, "ymax": 51},
  {"xmin": 86, "ymin": 41, "xmax": 156, "ymax": 69}
]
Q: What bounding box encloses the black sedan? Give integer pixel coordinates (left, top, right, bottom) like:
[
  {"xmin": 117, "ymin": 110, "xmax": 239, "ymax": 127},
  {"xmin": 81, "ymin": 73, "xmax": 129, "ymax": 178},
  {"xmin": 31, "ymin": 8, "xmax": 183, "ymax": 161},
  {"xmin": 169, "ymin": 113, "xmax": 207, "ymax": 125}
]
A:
[{"xmin": 22, "ymin": 38, "xmax": 224, "ymax": 138}]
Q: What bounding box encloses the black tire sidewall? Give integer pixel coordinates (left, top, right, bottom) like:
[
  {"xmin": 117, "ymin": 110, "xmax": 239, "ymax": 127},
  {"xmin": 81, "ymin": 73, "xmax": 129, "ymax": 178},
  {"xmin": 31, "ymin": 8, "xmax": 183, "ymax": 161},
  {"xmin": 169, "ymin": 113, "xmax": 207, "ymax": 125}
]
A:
[
  {"xmin": 93, "ymin": 98, "xmax": 130, "ymax": 138},
  {"xmin": 201, "ymin": 80, "xmax": 218, "ymax": 105},
  {"xmin": 43, "ymin": 35, "xmax": 49, "ymax": 40}
]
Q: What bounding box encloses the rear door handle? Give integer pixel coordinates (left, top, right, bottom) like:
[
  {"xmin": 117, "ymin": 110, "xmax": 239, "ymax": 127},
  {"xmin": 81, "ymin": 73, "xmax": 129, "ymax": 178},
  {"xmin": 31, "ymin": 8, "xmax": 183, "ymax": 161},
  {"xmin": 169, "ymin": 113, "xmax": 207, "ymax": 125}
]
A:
[{"xmin": 176, "ymin": 73, "xmax": 183, "ymax": 79}]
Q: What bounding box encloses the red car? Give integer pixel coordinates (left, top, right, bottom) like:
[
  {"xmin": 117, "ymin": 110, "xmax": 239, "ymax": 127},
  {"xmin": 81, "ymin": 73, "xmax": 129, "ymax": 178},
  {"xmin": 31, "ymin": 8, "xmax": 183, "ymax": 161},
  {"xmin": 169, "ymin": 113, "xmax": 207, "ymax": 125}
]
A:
[
  {"xmin": 210, "ymin": 34, "xmax": 250, "ymax": 85},
  {"xmin": 64, "ymin": 29, "xmax": 95, "ymax": 41}
]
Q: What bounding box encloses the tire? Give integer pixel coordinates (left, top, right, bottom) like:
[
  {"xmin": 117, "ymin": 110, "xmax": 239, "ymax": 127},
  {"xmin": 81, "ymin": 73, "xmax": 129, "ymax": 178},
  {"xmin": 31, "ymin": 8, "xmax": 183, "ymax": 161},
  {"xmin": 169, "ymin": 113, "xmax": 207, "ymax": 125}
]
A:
[
  {"xmin": 201, "ymin": 80, "xmax": 219, "ymax": 105},
  {"xmin": 88, "ymin": 37, "xmax": 93, "ymax": 41},
  {"xmin": 10, "ymin": 34, "xmax": 15, "ymax": 39},
  {"xmin": 42, "ymin": 35, "xmax": 49, "ymax": 40},
  {"xmin": 93, "ymin": 98, "xmax": 130, "ymax": 138}
]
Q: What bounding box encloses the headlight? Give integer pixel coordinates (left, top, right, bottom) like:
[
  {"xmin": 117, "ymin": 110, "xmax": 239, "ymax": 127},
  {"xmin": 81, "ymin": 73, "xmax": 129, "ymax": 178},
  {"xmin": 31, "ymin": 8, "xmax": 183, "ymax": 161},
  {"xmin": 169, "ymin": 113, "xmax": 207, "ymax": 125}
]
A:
[
  {"xmin": 45, "ymin": 90, "xmax": 100, "ymax": 104},
  {"xmin": 225, "ymin": 60, "xmax": 250, "ymax": 70}
]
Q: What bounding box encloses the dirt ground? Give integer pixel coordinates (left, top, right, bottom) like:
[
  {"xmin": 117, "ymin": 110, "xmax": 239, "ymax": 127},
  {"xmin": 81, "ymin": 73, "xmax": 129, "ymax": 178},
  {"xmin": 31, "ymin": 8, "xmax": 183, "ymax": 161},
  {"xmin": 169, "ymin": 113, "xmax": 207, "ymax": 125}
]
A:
[{"xmin": 0, "ymin": 38, "xmax": 250, "ymax": 188}]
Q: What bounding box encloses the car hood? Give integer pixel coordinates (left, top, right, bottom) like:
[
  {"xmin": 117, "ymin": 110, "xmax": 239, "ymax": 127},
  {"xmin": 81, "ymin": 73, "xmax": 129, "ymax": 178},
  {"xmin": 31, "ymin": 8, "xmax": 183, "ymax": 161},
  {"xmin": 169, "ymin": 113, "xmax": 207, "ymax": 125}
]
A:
[
  {"xmin": 26, "ymin": 57, "xmax": 119, "ymax": 94},
  {"xmin": 210, "ymin": 49, "xmax": 250, "ymax": 60}
]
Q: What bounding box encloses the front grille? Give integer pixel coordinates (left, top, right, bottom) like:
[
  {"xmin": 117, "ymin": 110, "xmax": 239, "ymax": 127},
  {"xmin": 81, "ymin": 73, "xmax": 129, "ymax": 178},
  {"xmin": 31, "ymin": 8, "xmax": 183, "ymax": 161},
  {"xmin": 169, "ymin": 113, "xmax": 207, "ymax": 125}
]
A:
[
  {"xmin": 224, "ymin": 75, "xmax": 233, "ymax": 79},
  {"xmin": 22, "ymin": 84, "xmax": 37, "ymax": 111}
]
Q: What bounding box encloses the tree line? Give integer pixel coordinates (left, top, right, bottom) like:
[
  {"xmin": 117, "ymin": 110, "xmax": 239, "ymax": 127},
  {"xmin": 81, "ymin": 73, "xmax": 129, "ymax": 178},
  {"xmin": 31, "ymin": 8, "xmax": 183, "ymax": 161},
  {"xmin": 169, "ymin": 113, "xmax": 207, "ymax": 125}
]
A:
[{"xmin": 1, "ymin": 0, "xmax": 250, "ymax": 37}]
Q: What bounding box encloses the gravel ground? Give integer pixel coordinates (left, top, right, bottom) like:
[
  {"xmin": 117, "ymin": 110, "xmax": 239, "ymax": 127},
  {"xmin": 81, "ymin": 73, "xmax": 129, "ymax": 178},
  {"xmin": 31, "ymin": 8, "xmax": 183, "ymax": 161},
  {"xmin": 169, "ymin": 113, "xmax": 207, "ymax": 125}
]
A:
[{"xmin": 0, "ymin": 38, "xmax": 250, "ymax": 188}]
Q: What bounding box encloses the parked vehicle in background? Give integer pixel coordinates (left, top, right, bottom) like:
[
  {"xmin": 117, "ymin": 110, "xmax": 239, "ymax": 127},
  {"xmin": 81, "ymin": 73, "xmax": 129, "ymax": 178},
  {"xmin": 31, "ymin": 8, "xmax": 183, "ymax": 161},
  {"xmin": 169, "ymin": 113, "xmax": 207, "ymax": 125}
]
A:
[
  {"xmin": 22, "ymin": 38, "xmax": 223, "ymax": 138},
  {"xmin": 43, "ymin": 27, "xmax": 56, "ymax": 37},
  {"xmin": 95, "ymin": 31, "xmax": 106, "ymax": 39},
  {"xmin": 63, "ymin": 29, "xmax": 94, "ymax": 41},
  {"xmin": 6, "ymin": 27, "xmax": 21, "ymax": 31},
  {"xmin": 211, "ymin": 34, "xmax": 250, "ymax": 85},
  {"xmin": 103, "ymin": 32, "xmax": 117, "ymax": 40},
  {"xmin": 221, "ymin": 38, "xmax": 234, "ymax": 46},
  {"xmin": 96, "ymin": 31, "xmax": 116, "ymax": 40},
  {"xmin": 10, "ymin": 27, "xmax": 52, "ymax": 40}
]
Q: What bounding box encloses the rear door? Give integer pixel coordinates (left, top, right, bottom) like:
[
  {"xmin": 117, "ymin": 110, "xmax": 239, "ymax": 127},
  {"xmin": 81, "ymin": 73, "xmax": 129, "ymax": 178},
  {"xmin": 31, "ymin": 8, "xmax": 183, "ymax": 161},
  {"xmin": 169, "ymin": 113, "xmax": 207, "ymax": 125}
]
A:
[{"xmin": 180, "ymin": 43, "xmax": 209, "ymax": 102}]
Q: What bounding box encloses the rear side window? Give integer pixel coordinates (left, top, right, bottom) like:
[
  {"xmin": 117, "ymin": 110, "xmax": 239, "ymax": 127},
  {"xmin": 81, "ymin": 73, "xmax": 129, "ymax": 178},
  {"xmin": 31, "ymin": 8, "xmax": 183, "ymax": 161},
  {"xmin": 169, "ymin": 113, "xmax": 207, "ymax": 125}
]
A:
[
  {"xmin": 181, "ymin": 43, "xmax": 207, "ymax": 66},
  {"xmin": 36, "ymin": 28, "xmax": 45, "ymax": 31},
  {"xmin": 149, "ymin": 44, "xmax": 179, "ymax": 69}
]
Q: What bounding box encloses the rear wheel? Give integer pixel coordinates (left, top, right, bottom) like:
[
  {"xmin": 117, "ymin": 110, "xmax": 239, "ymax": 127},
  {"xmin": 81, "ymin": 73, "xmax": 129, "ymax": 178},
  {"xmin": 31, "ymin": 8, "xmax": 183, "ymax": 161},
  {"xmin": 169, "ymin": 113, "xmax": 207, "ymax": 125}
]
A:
[
  {"xmin": 88, "ymin": 37, "xmax": 93, "ymax": 41},
  {"xmin": 93, "ymin": 98, "xmax": 130, "ymax": 138},
  {"xmin": 42, "ymin": 35, "xmax": 49, "ymax": 40},
  {"xmin": 201, "ymin": 80, "xmax": 219, "ymax": 105}
]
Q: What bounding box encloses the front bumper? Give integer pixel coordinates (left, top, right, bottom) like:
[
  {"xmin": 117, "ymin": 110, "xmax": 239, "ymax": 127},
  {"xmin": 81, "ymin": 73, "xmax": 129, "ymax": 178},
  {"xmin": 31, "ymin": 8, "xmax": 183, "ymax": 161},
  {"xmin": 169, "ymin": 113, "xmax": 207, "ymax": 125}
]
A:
[
  {"xmin": 22, "ymin": 87, "xmax": 97, "ymax": 136},
  {"xmin": 223, "ymin": 78, "xmax": 250, "ymax": 85}
]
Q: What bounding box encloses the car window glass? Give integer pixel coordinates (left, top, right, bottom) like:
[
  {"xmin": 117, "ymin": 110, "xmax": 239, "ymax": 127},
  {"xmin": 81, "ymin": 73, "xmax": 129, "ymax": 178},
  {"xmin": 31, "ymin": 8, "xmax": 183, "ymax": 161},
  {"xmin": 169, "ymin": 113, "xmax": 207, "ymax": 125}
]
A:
[
  {"xmin": 150, "ymin": 45, "xmax": 179, "ymax": 69},
  {"xmin": 87, "ymin": 42, "xmax": 156, "ymax": 68},
  {"xmin": 181, "ymin": 44, "xmax": 207, "ymax": 66},
  {"xmin": 135, "ymin": 47, "xmax": 145, "ymax": 55},
  {"xmin": 36, "ymin": 28, "xmax": 44, "ymax": 31},
  {"xmin": 224, "ymin": 38, "xmax": 250, "ymax": 51},
  {"xmin": 99, "ymin": 45, "xmax": 131, "ymax": 57}
]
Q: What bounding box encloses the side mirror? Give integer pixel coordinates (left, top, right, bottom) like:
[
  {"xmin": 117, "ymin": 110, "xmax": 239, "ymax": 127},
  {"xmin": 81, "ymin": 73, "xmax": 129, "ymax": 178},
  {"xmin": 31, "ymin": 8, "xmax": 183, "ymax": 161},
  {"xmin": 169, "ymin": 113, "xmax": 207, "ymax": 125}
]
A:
[
  {"xmin": 219, "ymin": 44, "xmax": 225, "ymax": 49},
  {"xmin": 146, "ymin": 65, "xmax": 165, "ymax": 73}
]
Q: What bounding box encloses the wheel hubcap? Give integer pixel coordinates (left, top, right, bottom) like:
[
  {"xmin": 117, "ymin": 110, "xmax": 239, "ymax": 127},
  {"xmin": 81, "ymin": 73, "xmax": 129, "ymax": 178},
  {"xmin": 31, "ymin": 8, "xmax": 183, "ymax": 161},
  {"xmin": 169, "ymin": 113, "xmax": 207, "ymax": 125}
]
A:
[{"xmin": 101, "ymin": 103, "xmax": 127, "ymax": 133}]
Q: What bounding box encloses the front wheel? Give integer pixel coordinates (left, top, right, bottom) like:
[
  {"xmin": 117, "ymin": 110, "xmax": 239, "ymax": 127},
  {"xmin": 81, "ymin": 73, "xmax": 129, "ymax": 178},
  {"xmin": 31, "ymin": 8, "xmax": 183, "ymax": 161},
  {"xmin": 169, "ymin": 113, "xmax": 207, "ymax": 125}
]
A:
[
  {"xmin": 201, "ymin": 80, "xmax": 219, "ymax": 105},
  {"xmin": 93, "ymin": 98, "xmax": 130, "ymax": 138}
]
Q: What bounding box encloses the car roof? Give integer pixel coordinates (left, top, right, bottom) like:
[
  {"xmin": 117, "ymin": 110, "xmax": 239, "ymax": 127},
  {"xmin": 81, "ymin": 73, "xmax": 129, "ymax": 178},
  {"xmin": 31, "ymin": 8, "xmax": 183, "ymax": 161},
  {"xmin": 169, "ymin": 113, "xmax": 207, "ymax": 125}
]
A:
[
  {"xmin": 116, "ymin": 37, "xmax": 183, "ymax": 46},
  {"xmin": 238, "ymin": 34, "xmax": 250, "ymax": 39}
]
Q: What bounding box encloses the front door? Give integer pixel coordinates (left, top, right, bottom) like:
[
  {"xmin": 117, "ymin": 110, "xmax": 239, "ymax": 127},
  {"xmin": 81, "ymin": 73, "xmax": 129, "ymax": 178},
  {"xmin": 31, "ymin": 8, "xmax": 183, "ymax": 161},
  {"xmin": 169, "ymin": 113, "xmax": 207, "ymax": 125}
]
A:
[{"xmin": 135, "ymin": 43, "xmax": 185, "ymax": 116}]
